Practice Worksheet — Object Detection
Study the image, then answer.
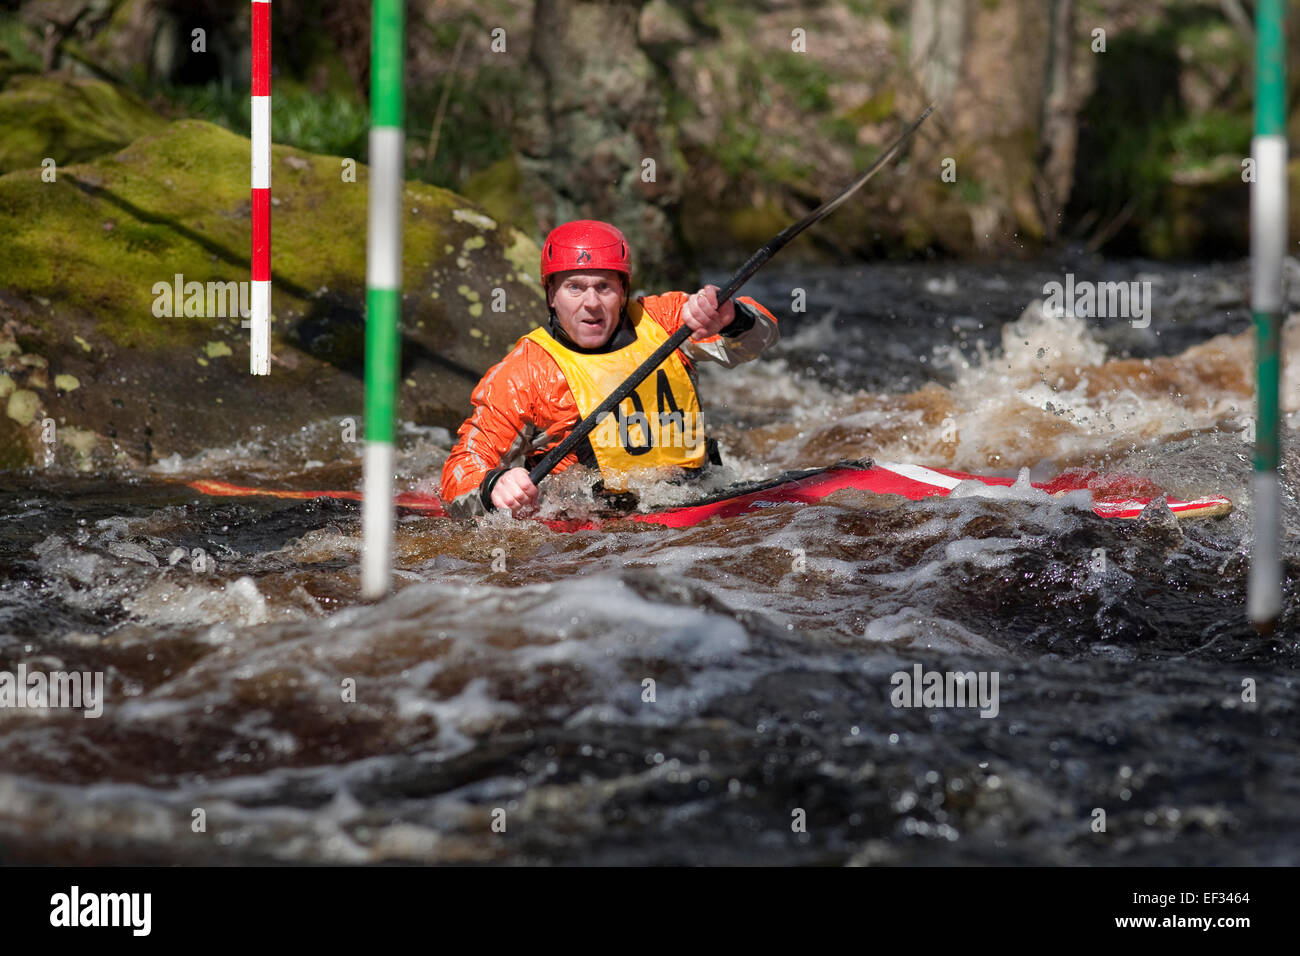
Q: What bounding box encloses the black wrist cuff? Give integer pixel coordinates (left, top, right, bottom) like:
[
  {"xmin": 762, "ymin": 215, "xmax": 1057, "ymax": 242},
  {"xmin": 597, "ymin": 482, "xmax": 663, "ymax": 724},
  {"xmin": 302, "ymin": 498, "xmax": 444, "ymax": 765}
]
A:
[
  {"xmin": 721, "ymin": 300, "xmax": 760, "ymax": 337},
  {"xmin": 480, "ymin": 467, "xmax": 509, "ymax": 512}
]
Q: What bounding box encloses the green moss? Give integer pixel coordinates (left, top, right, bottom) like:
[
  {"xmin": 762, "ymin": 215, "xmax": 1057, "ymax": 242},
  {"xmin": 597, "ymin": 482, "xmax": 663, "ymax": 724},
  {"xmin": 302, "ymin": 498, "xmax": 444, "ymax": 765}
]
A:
[
  {"xmin": 503, "ymin": 229, "xmax": 540, "ymax": 284},
  {"xmin": 408, "ymin": 62, "xmax": 526, "ymax": 191},
  {"xmin": 842, "ymin": 91, "xmax": 897, "ymax": 127},
  {"xmin": 709, "ymin": 113, "xmax": 812, "ymax": 185},
  {"xmin": 460, "ymin": 155, "xmax": 537, "ymax": 232},
  {"xmin": 1167, "ymin": 112, "xmax": 1251, "ymax": 174},
  {"xmin": 818, "ymin": 115, "xmax": 862, "ymax": 152},
  {"xmin": 0, "ymin": 73, "xmax": 166, "ymax": 174},
  {"xmin": 0, "ymin": 119, "xmax": 497, "ymax": 350},
  {"xmin": 768, "ymin": 53, "xmax": 834, "ymax": 115},
  {"xmin": 727, "ymin": 201, "xmax": 791, "ymax": 249},
  {"xmin": 6, "ymin": 389, "xmax": 39, "ymax": 427},
  {"xmin": 60, "ymin": 426, "xmax": 98, "ymax": 461},
  {"xmin": 957, "ymin": 179, "xmax": 987, "ymax": 205}
]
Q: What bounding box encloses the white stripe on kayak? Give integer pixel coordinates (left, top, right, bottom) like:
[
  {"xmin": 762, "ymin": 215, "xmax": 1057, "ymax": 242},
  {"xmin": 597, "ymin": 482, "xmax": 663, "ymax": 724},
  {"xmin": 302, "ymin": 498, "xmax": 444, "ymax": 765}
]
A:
[{"xmin": 875, "ymin": 461, "xmax": 964, "ymax": 491}]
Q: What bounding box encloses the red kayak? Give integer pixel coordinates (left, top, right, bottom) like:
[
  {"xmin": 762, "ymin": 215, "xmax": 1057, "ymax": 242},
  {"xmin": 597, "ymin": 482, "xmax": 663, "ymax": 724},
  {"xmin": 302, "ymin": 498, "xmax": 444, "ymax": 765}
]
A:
[{"xmin": 187, "ymin": 458, "xmax": 1232, "ymax": 529}]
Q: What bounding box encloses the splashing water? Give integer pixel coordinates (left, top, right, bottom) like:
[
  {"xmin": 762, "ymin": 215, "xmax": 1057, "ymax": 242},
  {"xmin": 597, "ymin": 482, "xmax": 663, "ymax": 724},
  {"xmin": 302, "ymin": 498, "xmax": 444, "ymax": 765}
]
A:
[{"xmin": 1, "ymin": 259, "xmax": 1297, "ymax": 865}]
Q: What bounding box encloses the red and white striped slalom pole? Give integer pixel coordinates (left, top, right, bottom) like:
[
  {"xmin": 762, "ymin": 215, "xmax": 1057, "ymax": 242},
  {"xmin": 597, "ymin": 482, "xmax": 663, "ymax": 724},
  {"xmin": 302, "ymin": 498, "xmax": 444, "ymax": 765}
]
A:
[{"xmin": 250, "ymin": 0, "xmax": 271, "ymax": 375}]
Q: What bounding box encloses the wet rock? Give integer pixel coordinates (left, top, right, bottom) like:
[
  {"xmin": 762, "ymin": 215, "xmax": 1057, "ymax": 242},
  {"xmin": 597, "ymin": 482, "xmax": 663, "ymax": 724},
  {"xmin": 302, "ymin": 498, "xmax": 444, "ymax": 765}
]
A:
[
  {"xmin": 517, "ymin": 0, "xmax": 687, "ymax": 287},
  {"xmin": 0, "ymin": 119, "xmax": 543, "ymax": 470},
  {"xmin": 0, "ymin": 70, "xmax": 166, "ymax": 174}
]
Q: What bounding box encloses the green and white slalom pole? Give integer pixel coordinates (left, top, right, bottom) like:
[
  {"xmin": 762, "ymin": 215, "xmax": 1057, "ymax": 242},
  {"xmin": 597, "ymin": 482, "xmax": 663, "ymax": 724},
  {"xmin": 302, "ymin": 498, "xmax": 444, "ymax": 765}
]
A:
[
  {"xmin": 362, "ymin": 0, "xmax": 405, "ymax": 599},
  {"xmin": 1248, "ymin": 0, "xmax": 1288, "ymax": 633}
]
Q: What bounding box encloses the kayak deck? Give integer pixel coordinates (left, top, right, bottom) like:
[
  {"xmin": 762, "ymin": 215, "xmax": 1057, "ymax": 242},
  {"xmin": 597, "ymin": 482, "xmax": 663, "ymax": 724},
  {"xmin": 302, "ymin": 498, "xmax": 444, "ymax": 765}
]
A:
[{"xmin": 187, "ymin": 458, "xmax": 1233, "ymax": 529}]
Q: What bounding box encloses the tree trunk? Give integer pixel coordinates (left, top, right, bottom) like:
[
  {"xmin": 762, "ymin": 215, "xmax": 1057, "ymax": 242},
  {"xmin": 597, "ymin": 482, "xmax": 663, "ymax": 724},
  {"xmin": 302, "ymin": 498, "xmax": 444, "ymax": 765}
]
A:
[
  {"xmin": 909, "ymin": 0, "xmax": 967, "ymax": 103},
  {"xmin": 518, "ymin": 0, "xmax": 686, "ymax": 286},
  {"xmin": 907, "ymin": 0, "xmax": 1053, "ymax": 251},
  {"xmin": 1037, "ymin": 0, "xmax": 1078, "ymax": 242}
]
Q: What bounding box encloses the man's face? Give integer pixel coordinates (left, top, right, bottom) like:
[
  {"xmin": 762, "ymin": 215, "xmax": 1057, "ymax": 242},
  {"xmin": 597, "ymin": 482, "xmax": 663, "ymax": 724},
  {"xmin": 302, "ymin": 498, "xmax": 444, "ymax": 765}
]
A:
[{"xmin": 548, "ymin": 269, "xmax": 626, "ymax": 348}]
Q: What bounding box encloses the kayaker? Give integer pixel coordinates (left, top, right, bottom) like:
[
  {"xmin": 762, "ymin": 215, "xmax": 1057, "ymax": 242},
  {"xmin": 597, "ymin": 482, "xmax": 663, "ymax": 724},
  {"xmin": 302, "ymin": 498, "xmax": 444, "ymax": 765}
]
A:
[{"xmin": 440, "ymin": 219, "xmax": 780, "ymax": 517}]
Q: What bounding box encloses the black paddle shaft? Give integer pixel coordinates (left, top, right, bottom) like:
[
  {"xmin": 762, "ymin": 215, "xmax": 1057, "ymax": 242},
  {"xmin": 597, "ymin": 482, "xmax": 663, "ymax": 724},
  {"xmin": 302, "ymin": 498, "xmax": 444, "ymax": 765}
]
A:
[{"xmin": 526, "ymin": 103, "xmax": 936, "ymax": 487}]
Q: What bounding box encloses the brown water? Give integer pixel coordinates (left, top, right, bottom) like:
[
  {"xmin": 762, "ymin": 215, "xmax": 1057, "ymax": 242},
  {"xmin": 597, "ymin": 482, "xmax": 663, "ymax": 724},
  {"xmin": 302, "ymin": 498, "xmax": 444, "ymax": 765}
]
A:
[{"xmin": 1, "ymin": 259, "xmax": 1297, "ymax": 864}]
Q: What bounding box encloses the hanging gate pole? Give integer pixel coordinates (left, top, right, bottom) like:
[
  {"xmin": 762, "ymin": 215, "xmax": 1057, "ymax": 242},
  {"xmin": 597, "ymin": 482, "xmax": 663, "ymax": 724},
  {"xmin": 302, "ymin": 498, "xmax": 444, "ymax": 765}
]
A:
[
  {"xmin": 361, "ymin": 0, "xmax": 406, "ymax": 599},
  {"xmin": 250, "ymin": 0, "xmax": 271, "ymax": 375},
  {"xmin": 1248, "ymin": 0, "xmax": 1288, "ymax": 633}
]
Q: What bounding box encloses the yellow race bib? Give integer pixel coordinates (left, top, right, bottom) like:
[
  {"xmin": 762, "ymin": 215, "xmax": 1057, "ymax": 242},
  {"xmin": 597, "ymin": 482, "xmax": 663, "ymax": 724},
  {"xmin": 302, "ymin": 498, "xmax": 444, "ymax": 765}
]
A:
[{"xmin": 524, "ymin": 302, "xmax": 707, "ymax": 489}]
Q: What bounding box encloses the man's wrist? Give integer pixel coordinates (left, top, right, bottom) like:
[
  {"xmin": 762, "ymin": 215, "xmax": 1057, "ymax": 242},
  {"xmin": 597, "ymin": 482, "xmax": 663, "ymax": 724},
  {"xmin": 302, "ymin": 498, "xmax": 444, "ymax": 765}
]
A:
[{"xmin": 479, "ymin": 467, "xmax": 509, "ymax": 511}]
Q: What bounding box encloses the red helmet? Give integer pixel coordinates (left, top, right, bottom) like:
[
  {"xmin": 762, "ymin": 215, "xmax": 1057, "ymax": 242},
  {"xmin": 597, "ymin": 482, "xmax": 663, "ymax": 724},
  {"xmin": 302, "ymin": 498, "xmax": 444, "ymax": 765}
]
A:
[{"xmin": 540, "ymin": 220, "xmax": 631, "ymax": 285}]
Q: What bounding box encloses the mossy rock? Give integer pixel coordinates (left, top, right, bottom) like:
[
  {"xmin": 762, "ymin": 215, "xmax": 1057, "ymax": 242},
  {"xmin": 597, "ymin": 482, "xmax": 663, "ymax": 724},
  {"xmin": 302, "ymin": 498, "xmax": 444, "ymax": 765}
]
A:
[
  {"xmin": 726, "ymin": 200, "xmax": 792, "ymax": 251},
  {"xmin": 1138, "ymin": 157, "xmax": 1300, "ymax": 260},
  {"xmin": 0, "ymin": 117, "xmax": 543, "ymax": 471},
  {"xmin": 0, "ymin": 72, "xmax": 167, "ymax": 175},
  {"xmin": 460, "ymin": 154, "xmax": 538, "ymax": 234},
  {"xmin": 0, "ymin": 50, "xmax": 32, "ymax": 87}
]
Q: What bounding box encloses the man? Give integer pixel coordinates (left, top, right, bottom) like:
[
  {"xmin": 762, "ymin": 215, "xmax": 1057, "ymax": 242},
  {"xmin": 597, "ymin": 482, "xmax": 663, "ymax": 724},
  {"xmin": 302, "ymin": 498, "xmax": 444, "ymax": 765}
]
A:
[{"xmin": 440, "ymin": 220, "xmax": 779, "ymax": 517}]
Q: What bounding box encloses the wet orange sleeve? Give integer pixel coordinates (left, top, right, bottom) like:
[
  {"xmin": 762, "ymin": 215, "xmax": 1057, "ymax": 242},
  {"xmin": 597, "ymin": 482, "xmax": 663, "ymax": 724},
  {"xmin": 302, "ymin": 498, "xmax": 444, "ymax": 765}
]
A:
[
  {"xmin": 440, "ymin": 339, "xmax": 582, "ymax": 511},
  {"xmin": 639, "ymin": 292, "xmax": 778, "ymax": 350}
]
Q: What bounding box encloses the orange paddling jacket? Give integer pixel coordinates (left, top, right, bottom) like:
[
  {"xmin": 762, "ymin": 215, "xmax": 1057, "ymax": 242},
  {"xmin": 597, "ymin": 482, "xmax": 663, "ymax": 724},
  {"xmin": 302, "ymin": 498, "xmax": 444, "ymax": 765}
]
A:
[{"xmin": 440, "ymin": 292, "xmax": 779, "ymax": 516}]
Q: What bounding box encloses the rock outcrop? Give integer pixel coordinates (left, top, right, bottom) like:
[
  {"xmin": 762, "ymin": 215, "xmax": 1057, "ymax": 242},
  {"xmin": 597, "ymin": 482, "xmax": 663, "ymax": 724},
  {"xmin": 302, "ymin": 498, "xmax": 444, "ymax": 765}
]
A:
[{"xmin": 0, "ymin": 116, "xmax": 543, "ymax": 471}]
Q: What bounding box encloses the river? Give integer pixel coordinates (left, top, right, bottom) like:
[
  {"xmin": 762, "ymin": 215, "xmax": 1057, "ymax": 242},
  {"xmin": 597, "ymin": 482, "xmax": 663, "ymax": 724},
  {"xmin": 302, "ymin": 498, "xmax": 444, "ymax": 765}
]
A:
[{"xmin": 1, "ymin": 257, "xmax": 1296, "ymax": 864}]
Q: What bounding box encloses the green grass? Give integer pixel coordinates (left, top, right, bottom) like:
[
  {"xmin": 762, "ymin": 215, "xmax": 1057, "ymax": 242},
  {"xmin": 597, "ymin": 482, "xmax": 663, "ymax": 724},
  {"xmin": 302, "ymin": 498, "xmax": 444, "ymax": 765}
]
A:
[
  {"xmin": 160, "ymin": 81, "xmax": 369, "ymax": 160},
  {"xmin": 768, "ymin": 52, "xmax": 834, "ymax": 115},
  {"xmin": 0, "ymin": 20, "xmax": 41, "ymax": 72},
  {"xmin": 405, "ymin": 69, "xmax": 525, "ymax": 188},
  {"xmin": 958, "ymin": 178, "xmax": 987, "ymax": 204},
  {"xmin": 1098, "ymin": 108, "xmax": 1250, "ymax": 197},
  {"xmin": 1167, "ymin": 110, "xmax": 1250, "ymax": 165}
]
